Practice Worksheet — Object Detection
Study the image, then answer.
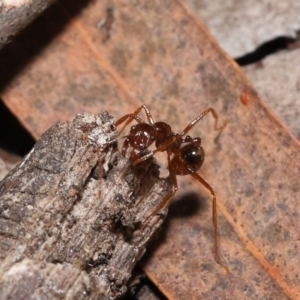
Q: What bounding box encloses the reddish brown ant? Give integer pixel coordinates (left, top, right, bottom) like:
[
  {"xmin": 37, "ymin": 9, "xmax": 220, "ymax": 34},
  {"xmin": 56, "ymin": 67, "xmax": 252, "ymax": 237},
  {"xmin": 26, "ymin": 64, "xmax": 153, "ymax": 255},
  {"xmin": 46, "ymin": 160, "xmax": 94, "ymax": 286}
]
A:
[{"xmin": 114, "ymin": 105, "xmax": 228, "ymax": 272}]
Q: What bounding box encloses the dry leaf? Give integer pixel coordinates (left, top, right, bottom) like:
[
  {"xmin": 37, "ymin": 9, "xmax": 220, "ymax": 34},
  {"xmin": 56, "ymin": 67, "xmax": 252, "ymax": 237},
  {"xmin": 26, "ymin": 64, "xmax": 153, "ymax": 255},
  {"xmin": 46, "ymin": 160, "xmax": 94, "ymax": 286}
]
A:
[{"xmin": 0, "ymin": 0, "xmax": 299, "ymax": 299}]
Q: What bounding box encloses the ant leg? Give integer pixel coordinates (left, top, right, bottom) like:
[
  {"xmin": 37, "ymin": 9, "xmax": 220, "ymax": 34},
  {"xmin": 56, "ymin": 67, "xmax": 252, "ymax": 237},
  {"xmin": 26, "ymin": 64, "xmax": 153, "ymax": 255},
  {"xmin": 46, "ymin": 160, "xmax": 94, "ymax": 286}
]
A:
[
  {"xmin": 120, "ymin": 138, "xmax": 130, "ymax": 157},
  {"xmin": 132, "ymin": 151, "xmax": 153, "ymax": 166},
  {"xmin": 132, "ymin": 136, "xmax": 178, "ymax": 166},
  {"xmin": 143, "ymin": 154, "xmax": 178, "ymax": 224},
  {"xmin": 116, "ymin": 106, "xmax": 147, "ymax": 133},
  {"xmin": 189, "ymin": 171, "xmax": 230, "ymax": 273},
  {"xmin": 181, "ymin": 108, "xmax": 227, "ymax": 136},
  {"xmin": 116, "ymin": 114, "xmax": 144, "ymax": 134},
  {"xmin": 116, "ymin": 105, "xmax": 155, "ymax": 133},
  {"xmin": 140, "ymin": 104, "xmax": 154, "ymax": 124}
]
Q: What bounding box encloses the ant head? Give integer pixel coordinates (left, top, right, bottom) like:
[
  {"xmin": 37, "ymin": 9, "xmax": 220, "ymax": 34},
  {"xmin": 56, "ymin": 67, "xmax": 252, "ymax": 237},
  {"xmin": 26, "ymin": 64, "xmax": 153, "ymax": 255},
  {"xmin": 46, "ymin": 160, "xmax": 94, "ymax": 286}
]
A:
[
  {"xmin": 180, "ymin": 143, "xmax": 205, "ymax": 172},
  {"xmin": 129, "ymin": 123, "xmax": 156, "ymax": 150}
]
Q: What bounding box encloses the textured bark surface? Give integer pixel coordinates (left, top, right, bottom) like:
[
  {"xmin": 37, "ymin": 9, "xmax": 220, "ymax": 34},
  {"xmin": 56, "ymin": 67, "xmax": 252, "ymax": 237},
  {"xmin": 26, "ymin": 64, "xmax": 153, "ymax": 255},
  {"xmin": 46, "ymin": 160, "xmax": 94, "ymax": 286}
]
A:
[
  {"xmin": 0, "ymin": 0, "xmax": 56, "ymax": 49},
  {"xmin": 0, "ymin": 112, "xmax": 172, "ymax": 299}
]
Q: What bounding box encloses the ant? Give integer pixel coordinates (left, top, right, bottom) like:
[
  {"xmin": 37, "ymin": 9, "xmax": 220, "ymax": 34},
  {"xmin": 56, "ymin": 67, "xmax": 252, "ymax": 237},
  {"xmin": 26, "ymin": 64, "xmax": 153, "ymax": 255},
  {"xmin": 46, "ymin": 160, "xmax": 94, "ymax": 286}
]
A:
[{"xmin": 113, "ymin": 105, "xmax": 228, "ymax": 272}]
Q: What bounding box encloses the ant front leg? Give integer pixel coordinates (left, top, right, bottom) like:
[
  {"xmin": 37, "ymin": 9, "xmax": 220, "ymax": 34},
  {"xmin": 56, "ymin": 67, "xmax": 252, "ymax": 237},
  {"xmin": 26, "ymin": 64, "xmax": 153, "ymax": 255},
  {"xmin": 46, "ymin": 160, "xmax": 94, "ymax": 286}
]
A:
[
  {"xmin": 181, "ymin": 108, "xmax": 227, "ymax": 136},
  {"xmin": 116, "ymin": 113, "xmax": 144, "ymax": 134},
  {"xmin": 189, "ymin": 170, "xmax": 229, "ymax": 273},
  {"xmin": 139, "ymin": 104, "xmax": 155, "ymax": 125},
  {"xmin": 116, "ymin": 104, "xmax": 155, "ymax": 133},
  {"xmin": 120, "ymin": 137, "xmax": 130, "ymax": 157}
]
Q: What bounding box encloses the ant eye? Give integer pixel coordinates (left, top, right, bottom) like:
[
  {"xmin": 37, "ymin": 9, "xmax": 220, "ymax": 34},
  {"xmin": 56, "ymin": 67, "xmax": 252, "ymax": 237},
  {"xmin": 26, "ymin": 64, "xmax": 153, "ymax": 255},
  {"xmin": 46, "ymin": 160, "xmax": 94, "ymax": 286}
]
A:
[{"xmin": 181, "ymin": 144, "xmax": 205, "ymax": 171}]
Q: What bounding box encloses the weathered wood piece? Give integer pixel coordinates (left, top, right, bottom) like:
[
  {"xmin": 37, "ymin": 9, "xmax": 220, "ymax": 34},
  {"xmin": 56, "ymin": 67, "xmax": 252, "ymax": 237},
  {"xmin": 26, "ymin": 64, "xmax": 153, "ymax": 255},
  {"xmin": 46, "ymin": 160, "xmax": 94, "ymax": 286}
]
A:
[{"xmin": 0, "ymin": 112, "xmax": 172, "ymax": 299}]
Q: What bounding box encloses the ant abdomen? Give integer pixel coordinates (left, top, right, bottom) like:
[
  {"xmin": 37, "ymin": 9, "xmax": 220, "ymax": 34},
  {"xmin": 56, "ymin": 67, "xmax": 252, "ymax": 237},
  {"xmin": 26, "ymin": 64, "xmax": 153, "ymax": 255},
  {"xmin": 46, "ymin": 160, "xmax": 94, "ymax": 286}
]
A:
[
  {"xmin": 181, "ymin": 144, "xmax": 205, "ymax": 172},
  {"xmin": 170, "ymin": 144, "xmax": 205, "ymax": 175}
]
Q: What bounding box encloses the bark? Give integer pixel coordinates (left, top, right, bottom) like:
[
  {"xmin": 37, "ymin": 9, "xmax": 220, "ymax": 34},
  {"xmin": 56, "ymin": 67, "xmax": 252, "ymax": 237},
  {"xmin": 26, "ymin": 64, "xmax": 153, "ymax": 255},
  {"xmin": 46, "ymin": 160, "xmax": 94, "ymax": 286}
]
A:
[
  {"xmin": 0, "ymin": 112, "xmax": 172, "ymax": 299},
  {"xmin": 0, "ymin": 0, "xmax": 56, "ymax": 50}
]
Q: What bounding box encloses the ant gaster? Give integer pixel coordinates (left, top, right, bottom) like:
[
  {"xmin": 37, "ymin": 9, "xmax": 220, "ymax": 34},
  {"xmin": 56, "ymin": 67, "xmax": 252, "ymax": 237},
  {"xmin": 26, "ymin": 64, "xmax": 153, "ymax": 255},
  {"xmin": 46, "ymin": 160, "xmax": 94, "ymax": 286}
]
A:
[{"xmin": 114, "ymin": 105, "xmax": 228, "ymax": 272}]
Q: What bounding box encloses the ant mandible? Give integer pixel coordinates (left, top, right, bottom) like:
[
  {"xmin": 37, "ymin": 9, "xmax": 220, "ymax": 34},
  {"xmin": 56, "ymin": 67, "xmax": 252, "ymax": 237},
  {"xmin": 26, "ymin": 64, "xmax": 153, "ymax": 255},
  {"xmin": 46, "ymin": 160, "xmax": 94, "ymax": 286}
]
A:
[{"xmin": 115, "ymin": 104, "xmax": 228, "ymax": 272}]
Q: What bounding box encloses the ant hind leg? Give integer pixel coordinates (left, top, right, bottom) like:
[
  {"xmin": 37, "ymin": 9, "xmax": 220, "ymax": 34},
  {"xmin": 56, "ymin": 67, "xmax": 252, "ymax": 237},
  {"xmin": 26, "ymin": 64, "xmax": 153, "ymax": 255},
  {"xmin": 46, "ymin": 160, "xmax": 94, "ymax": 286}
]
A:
[{"xmin": 189, "ymin": 171, "xmax": 230, "ymax": 273}]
